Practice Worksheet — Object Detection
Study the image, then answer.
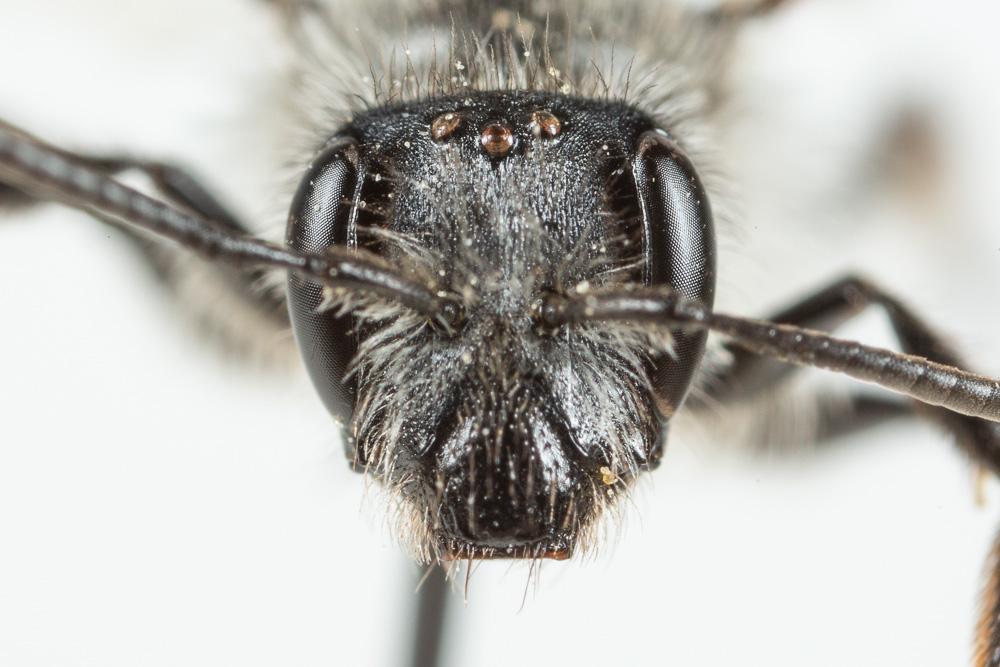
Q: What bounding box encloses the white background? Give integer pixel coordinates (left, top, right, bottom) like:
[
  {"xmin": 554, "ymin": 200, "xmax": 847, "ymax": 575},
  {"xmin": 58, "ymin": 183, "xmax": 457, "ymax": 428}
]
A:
[{"xmin": 2, "ymin": 1, "xmax": 1000, "ymax": 665}]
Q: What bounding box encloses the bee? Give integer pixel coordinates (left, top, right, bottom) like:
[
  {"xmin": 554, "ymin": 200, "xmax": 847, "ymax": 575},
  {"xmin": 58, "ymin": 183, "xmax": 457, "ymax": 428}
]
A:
[{"xmin": 2, "ymin": 0, "xmax": 999, "ymax": 665}]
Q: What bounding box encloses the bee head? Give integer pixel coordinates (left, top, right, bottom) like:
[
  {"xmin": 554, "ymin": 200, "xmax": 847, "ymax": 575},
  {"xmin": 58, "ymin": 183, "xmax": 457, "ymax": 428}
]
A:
[{"xmin": 286, "ymin": 91, "xmax": 714, "ymax": 561}]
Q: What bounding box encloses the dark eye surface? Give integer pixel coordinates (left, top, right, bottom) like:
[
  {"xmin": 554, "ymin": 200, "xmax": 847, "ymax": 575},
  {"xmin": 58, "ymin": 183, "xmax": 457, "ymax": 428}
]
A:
[
  {"xmin": 632, "ymin": 131, "xmax": 716, "ymax": 417},
  {"xmin": 286, "ymin": 141, "xmax": 360, "ymax": 428}
]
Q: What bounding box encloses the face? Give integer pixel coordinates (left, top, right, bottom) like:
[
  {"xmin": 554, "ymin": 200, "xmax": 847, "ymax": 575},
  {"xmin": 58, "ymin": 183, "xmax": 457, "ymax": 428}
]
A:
[{"xmin": 286, "ymin": 91, "xmax": 715, "ymax": 561}]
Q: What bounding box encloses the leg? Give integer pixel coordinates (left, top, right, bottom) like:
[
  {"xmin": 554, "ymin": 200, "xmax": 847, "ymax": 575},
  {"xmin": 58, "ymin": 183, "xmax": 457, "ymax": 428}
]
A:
[
  {"xmin": 742, "ymin": 393, "xmax": 912, "ymax": 447},
  {"xmin": 80, "ymin": 156, "xmax": 252, "ymax": 233},
  {"xmin": 697, "ymin": 275, "xmax": 1000, "ymax": 469},
  {"xmin": 84, "ymin": 156, "xmax": 295, "ymax": 359},
  {"xmin": 692, "ymin": 275, "xmax": 1000, "ymax": 664},
  {"xmin": 979, "ymin": 530, "xmax": 1000, "ymax": 667},
  {"xmin": 0, "ymin": 125, "xmax": 292, "ymax": 361},
  {"xmin": 0, "ymin": 182, "xmax": 33, "ymax": 207},
  {"xmin": 810, "ymin": 394, "xmax": 910, "ymax": 442},
  {"xmin": 409, "ymin": 568, "xmax": 451, "ymax": 667}
]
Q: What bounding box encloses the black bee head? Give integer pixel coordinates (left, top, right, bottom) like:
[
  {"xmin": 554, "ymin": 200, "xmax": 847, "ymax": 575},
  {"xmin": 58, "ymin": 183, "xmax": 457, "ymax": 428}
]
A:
[{"xmin": 286, "ymin": 91, "xmax": 714, "ymax": 561}]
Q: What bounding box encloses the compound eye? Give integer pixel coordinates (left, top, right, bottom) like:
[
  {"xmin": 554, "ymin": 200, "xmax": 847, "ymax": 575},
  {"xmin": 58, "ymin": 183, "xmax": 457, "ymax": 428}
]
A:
[
  {"xmin": 631, "ymin": 130, "xmax": 716, "ymax": 417},
  {"xmin": 285, "ymin": 139, "xmax": 361, "ymax": 426}
]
